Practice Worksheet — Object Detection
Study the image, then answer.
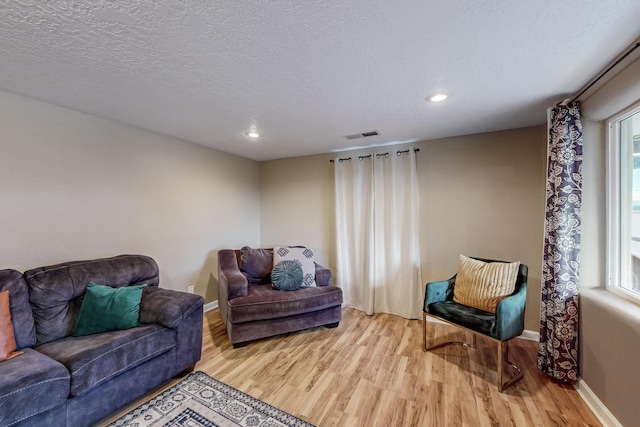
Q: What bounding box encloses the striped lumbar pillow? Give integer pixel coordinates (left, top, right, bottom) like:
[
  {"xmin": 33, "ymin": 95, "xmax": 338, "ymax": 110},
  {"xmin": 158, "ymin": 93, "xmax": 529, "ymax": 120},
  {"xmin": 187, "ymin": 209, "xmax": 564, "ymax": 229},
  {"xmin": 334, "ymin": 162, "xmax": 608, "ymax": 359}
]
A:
[{"xmin": 453, "ymin": 254, "xmax": 520, "ymax": 313}]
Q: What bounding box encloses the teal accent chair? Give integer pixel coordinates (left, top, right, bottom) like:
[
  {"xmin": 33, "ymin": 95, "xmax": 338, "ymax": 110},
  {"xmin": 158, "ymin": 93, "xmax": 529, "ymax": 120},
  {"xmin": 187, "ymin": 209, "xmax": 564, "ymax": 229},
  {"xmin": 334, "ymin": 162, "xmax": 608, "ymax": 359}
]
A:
[{"xmin": 423, "ymin": 257, "xmax": 528, "ymax": 392}]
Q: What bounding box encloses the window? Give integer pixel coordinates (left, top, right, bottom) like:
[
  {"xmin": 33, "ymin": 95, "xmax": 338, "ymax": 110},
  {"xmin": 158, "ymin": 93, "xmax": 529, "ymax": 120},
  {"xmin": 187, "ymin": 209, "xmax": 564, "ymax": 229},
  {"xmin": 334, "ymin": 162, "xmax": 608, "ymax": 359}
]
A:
[{"xmin": 608, "ymin": 103, "xmax": 640, "ymax": 301}]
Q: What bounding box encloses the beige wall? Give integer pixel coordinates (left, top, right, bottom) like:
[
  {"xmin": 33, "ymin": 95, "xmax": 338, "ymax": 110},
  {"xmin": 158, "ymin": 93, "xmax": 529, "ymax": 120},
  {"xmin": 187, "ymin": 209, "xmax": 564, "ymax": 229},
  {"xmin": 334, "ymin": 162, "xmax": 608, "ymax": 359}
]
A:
[
  {"xmin": 578, "ymin": 54, "xmax": 640, "ymax": 427},
  {"xmin": 260, "ymin": 154, "xmax": 336, "ymax": 267},
  {"xmin": 261, "ymin": 126, "xmax": 547, "ymax": 330},
  {"xmin": 418, "ymin": 126, "xmax": 547, "ymax": 329},
  {"xmin": 0, "ymin": 90, "xmax": 261, "ymax": 303},
  {"xmin": 4, "ymin": 49, "xmax": 637, "ymax": 423}
]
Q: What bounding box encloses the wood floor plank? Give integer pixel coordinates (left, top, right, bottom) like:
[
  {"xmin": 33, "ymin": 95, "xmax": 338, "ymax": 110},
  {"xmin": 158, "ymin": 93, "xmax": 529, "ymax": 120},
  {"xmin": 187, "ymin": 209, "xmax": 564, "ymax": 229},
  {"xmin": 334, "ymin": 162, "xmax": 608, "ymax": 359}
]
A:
[{"xmin": 99, "ymin": 307, "xmax": 603, "ymax": 427}]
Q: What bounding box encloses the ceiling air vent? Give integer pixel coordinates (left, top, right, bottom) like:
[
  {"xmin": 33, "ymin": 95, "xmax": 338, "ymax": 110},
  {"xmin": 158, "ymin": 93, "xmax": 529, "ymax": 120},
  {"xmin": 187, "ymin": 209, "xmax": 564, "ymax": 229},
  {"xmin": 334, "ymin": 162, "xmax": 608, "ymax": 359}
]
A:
[{"xmin": 344, "ymin": 130, "xmax": 380, "ymax": 140}]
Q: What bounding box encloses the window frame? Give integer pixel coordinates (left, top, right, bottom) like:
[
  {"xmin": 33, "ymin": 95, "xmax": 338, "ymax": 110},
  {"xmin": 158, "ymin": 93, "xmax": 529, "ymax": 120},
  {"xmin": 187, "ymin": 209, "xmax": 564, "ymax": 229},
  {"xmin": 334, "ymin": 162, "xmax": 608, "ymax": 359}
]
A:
[{"xmin": 607, "ymin": 100, "xmax": 640, "ymax": 303}]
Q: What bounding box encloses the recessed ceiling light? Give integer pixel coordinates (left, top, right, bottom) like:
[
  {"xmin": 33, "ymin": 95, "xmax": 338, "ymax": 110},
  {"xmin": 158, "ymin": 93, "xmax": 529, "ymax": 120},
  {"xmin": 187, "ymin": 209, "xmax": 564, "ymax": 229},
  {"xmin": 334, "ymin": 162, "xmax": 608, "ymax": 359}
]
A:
[
  {"xmin": 246, "ymin": 132, "xmax": 260, "ymax": 138},
  {"xmin": 428, "ymin": 94, "xmax": 447, "ymax": 102}
]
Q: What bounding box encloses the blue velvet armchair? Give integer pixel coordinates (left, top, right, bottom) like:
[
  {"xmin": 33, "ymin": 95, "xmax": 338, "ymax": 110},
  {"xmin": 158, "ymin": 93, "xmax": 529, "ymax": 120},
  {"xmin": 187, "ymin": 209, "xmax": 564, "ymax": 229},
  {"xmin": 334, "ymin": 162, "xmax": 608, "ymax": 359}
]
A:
[{"xmin": 423, "ymin": 257, "xmax": 528, "ymax": 392}]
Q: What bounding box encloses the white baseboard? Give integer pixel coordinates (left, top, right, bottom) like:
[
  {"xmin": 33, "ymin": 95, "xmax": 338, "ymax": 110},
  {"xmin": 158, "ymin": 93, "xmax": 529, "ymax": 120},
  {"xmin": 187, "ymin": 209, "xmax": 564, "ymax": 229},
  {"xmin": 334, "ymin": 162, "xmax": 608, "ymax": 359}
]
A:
[
  {"xmin": 519, "ymin": 329, "xmax": 539, "ymax": 341},
  {"xmin": 424, "ymin": 316, "xmax": 447, "ymax": 325},
  {"xmin": 203, "ymin": 301, "xmax": 218, "ymax": 313},
  {"xmin": 574, "ymin": 380, "xmax": 622, "ymax": 427}
]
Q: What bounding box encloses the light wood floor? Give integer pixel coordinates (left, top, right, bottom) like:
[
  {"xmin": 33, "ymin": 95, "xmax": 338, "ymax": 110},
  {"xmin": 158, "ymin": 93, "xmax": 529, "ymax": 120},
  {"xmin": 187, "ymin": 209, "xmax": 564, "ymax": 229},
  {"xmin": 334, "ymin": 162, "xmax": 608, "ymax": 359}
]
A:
[{"xmin": 101, "ymin": 307, "xmax": 602, "ymax": 427}]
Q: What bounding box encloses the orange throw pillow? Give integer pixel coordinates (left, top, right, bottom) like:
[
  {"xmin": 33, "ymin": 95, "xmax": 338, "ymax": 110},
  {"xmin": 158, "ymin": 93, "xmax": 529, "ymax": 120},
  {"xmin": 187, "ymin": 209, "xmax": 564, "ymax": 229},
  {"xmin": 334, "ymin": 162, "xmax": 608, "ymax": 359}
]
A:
[{"xmin": 0, "ymin": 290, "xmax": 24, "ymax": 362}]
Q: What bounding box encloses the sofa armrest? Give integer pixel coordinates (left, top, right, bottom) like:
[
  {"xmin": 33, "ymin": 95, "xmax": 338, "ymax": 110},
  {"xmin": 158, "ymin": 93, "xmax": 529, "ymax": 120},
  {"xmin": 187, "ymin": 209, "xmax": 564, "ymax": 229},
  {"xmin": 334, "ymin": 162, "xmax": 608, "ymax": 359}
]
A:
[
  {"xmin": 218, "ymin": 249, "xmax": 248, "ymax": 300},
  {"xmin": 315, "ymin": 263, "xmax": 333, "ymax": 286},
  {"xmin": 495, "ymin": 282, "xmax": 527, "ymax": 340},
  {"xmin": 423, "ymin": 276, "xmax": 456, "ymax": 312},
  {"xmin": 139, "ymin": 287, "xmax": 204, "ymax": 329}
]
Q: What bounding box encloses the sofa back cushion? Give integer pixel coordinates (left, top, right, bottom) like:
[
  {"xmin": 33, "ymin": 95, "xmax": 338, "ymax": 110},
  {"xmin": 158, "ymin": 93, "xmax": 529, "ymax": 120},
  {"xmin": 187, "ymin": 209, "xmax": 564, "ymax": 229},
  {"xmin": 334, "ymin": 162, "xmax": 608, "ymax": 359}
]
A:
[
  {"xmin": 0, "ymin": 269, "xmax": 36, "ymax": 349},
  {"xmin": 238, "ymin": 247, "xmax": 273, "ymax": 285},
  {"xmin": 24, "ymin": 254, "xmax": 159, "ymax": 345}
]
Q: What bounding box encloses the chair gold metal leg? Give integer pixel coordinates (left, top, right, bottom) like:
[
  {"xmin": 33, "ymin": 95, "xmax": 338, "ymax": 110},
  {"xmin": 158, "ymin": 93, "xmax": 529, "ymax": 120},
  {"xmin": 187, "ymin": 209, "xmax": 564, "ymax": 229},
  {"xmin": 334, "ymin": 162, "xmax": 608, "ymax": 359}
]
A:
[
  {"xmin": 423, "ymin": 313, "xmax": 475, "ymax": 352},
  {"xmin": 423, "ymin": 313, "xmax": 428, "ymax": 352},
  {"xmin": 497, "ymin": 339, "xmax": 524, "ymax": 393},
  {"xmin": 498, "ymin": 341, "xmax": 504, "ymax": 392},
  {"xmin": 426, "ymin": 341, "xmax": 475, "ymax": 351},
  {"xmin": 423, "ymin": 313, "xmax": 523, "ymax": 392}
]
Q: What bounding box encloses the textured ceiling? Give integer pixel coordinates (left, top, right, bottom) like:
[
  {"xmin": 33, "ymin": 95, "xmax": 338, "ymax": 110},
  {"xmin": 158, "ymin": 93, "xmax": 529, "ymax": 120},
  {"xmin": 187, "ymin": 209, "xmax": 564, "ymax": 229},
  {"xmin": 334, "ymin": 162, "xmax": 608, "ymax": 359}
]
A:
[{"xmin": 1, "ymin": 1, "xmax": 640, "ymax": 161}]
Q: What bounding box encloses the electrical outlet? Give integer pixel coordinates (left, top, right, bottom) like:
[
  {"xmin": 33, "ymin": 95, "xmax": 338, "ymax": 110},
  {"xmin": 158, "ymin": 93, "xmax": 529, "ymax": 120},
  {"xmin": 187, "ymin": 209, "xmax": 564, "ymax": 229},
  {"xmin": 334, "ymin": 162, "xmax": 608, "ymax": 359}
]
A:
[{"xmin": 187, "ymin": 285, "xmax": 194, "ymax": 294}]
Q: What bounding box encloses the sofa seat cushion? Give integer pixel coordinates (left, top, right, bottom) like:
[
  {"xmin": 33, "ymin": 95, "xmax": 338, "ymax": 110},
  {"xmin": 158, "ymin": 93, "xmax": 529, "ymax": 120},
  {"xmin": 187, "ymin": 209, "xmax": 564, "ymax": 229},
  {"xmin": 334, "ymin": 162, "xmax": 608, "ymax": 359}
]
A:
[
  {"xmin": 228, "ymin": 284, "xmax": 343, "ymax": 324},
  {"xmin": 35, "ymin": 324, "xmax": 175, "ymax": 397},
  {"xmin": 0, "ymin": 348, "xmax": 70, "ymax": 426},
  {"xmin": 428, "ymin": 301, "xmax": 497, "ymax": 339}
]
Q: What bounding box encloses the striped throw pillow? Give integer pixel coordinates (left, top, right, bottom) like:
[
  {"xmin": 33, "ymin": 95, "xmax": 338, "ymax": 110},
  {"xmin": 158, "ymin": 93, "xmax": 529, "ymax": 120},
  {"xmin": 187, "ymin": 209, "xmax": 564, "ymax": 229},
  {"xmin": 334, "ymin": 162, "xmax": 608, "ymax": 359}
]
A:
[{"xmin": 453, "ymin": 254, "xmax": 520, "ymax": 313}]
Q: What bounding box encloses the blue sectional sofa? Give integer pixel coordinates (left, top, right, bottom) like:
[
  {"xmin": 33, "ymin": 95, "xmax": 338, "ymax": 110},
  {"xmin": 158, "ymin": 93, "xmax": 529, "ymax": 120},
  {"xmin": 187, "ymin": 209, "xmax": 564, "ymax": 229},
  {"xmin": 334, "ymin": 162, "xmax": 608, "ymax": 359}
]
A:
[{"xmin": 0, "ymin": 255, "xmax": 204, "ymax": 427}]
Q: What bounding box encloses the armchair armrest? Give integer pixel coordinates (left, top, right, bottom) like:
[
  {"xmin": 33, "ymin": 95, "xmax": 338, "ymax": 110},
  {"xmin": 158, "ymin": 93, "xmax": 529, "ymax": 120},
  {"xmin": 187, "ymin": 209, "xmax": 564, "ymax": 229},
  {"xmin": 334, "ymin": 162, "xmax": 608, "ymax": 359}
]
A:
[
  {"xmin": 139, "ymin": 287, "xmax": 204, "ymax": 328},
  {"xmin": 315, "ymin": 262, "xmax": 333, "ymax": 286},
  {"xmin": 218, "ymin": 249, "xmax": 248, "ymax": 300},
  {"xmin": 495, "ymin": 282, "xmax": 527, "ymax": 340},
  {"xmin": 424, "ymin": 276, "xmax": 456, "ymax": 312}
]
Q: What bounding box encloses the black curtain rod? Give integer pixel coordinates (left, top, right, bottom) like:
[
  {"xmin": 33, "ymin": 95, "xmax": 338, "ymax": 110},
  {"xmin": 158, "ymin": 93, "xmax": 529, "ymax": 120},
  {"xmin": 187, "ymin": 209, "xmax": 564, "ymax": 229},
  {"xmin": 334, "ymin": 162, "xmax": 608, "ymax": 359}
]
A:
[
  {"xmin": 572, "ymin": 41, "xmax": 640, "ymax": 102},
  {"xmin": 330, "ymin": 148, "xmax": 419, "ymax": 163}
]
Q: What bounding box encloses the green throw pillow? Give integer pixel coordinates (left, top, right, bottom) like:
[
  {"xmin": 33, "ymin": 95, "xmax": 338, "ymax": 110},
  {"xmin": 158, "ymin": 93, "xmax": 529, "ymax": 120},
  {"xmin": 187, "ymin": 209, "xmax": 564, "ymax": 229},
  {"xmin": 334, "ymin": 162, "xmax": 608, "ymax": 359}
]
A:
[
  {"xmin": 73, "ymin": 282, "xmax": 147, "ymax": 337},
  {"xmin": 271, "ymin": 260, "xmax": 303, "ymax": 291}
]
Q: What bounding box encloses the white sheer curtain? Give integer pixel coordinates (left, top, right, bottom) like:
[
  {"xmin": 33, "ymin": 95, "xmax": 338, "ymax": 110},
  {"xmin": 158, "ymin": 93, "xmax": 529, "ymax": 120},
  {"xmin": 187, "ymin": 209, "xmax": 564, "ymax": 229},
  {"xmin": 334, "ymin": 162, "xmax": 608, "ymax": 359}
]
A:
[{"xmin": 335, "ymin": 149, "xmax": 422, "ymax": 319}]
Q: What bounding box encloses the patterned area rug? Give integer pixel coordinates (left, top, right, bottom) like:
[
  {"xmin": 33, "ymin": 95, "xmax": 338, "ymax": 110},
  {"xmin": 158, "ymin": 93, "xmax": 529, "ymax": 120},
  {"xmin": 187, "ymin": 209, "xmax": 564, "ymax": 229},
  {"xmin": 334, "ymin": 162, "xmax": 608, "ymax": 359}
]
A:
[{"xmin": 107, "ymin": 371, "xmax": 315, "ymax": 427}]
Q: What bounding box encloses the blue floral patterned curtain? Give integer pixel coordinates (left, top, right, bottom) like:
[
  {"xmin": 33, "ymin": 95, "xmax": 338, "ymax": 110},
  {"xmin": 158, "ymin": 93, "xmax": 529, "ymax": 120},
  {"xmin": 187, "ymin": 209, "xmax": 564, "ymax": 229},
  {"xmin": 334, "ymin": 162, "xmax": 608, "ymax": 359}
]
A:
[{"xmin": 538, "ymin": 100, "xmax": 582, "ymax": 382}]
